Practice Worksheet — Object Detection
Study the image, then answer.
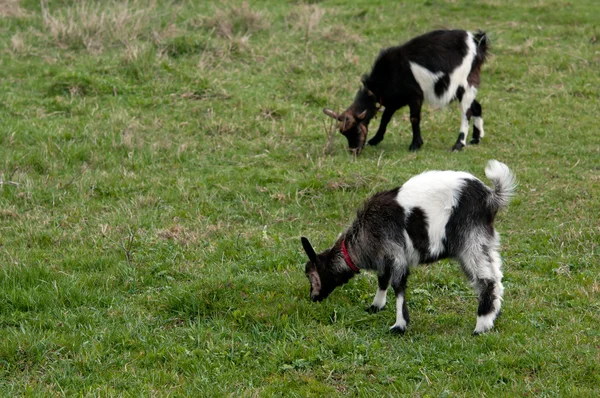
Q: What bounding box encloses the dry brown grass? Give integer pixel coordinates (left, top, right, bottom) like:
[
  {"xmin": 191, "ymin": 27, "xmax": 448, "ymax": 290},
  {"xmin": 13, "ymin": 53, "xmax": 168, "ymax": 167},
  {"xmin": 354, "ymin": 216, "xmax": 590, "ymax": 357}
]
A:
[
  {"xmin": 10, "ymin": 32, "xmax": 28, "ymax": 54},
  {"xmin": 157, "ymin": 225, "xmax": 199, "ymax": 246},
  {"xmin": 202, "ymin": 2, "xmax": 268, "ymax": 40},
  {"xmin": 40, "ymin": 0, "xmax": 155, "ymax": 53},
  {"xmin": 0, "ymin": 0, "xmax": 26, "ymax": 17},
  {"xmin": 287, "ymin": 4, "xmax": 326, "ymax": 39},
  {"xmin": 321, "ymin": 25, "xmax": 364, "ymax": 44}
]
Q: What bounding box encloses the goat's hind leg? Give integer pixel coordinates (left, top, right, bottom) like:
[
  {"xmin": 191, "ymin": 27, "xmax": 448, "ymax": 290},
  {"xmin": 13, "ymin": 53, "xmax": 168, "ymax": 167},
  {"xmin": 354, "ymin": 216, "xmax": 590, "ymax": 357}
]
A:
[
  {"xmin": 473, "ymin": 276, "xmax": 504, "ymax": 334},
  {"xmin": 464, "ymin": 249, "xmax": 504, "ymax": 335},
  {"xmin": 470, "ymin": 99, "xmax": 484, "ymax": 144}
]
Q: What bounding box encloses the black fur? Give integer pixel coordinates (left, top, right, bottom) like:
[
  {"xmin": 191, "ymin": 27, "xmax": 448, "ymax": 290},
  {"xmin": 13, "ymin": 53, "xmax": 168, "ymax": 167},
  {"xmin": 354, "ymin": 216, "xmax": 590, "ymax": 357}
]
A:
[
  {"xmin": 452, "ymin": 133, "xmax": 466, "ymax": 151},
  {"xmin": 434, "ymin": 74, "xmax": 450, "ymax": 97},
  {"xmin": 324, "ymin": 29, "xmax": 489, "ymax": 154},
  {"xmin": 470, "ymin": 99, "xmax": 483, "ymax": 144},
  {"xmin": 405, "ymin": 207, "xmax": 431, "ymax": 262},
  {"xmin": 455, "ymin": 86, "xmax": 465, "ymax": 102},
  {"xmin": 477, "ymin": 280, "xmax": 496, "ymax": 316}
]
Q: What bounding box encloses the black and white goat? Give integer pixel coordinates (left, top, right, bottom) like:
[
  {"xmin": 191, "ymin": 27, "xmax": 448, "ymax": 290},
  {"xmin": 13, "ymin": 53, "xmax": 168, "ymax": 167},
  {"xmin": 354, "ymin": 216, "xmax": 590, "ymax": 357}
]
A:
[
  {"xmin": 301, "ymin": 160, "xmax": 516, "ymax": 334},
  {"xmin": 323, "ymin": 29, "xmax": 489, "ymax": 154}
]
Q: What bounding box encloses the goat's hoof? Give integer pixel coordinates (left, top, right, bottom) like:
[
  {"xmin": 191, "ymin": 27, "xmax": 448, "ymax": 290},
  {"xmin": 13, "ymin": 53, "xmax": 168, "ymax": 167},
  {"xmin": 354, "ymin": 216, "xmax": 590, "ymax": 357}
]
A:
[
  {"xmin": 451, "ymin": 143, "xmax": 464, "ymax": 151},
  {"xmin": 367, "ymin": 137, "xmax": 382, "ymax": 146},
  {"xmin": 390, "ymin": 325, "xmax": 406, "ymax": 335},
  {"xmin": 366, "ymin": 305, "xmax": 383, "ymax": 314},
  {"xmin": 470, "ymin": 138, "xmax": 480, "ymax": 145},
  {"xmin": 408, "ymin": 143, "xmax": 422, "ymax": 152}
]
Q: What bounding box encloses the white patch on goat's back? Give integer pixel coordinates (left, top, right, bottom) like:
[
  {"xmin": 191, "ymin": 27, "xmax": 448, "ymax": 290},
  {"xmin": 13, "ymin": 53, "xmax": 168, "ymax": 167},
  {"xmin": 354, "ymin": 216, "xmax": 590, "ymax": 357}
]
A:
[
  {"xmin": 409, "ymin": 32, "xmax": 477, "ymax": 109},
  {"xmin": 397, "ymin": 171, "xmax": 477, "ymax": 257},
  {"xmin": 408, "ymin": 63, "xmax": 444, "ymax": 107}
]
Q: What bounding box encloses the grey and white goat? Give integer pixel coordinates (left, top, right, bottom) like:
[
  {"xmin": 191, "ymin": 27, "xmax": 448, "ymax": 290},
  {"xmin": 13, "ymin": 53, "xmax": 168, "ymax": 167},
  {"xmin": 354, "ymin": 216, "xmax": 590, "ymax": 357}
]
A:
[{"xmin": 301, "ymin": 160, "xmax": 516, "ymax": 334}]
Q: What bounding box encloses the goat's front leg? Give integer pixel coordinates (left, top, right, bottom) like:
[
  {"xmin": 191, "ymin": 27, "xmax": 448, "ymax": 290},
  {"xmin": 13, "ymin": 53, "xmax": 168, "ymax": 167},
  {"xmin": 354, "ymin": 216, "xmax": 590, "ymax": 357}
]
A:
[
  {"xmin": 408, "ymin": 100, "xmax": 423, "ymax": 151},
  {"xmin": 389, "ymin": 268, "xmax": 410, "ymax": 334},
  {"xmin": 367, "ymin": 107, "xmax": 396, "ymax": 146},
  {"xmin": 366, "ymin": 269, "xmax": 391, "ymax": 313}
]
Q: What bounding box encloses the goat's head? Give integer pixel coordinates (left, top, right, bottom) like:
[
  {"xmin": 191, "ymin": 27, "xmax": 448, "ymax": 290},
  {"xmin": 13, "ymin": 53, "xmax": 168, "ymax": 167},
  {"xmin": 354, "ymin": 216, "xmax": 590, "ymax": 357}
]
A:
[
  {"xmin": 323, "ymin": 86, "xmax": 379, "ymax": 155},
  {"xmin": 322, "ymin": 108, "xmax": 369, "ymax": 155},
  {"xmin": 301, "ymin": 237, "xmax": 355, "ymax": 302}
]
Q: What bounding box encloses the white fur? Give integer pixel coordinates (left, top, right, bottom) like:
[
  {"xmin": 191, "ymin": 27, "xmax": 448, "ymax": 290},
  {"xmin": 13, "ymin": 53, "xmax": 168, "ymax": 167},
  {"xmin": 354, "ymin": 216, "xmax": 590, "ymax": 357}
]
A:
[
  {"xmin": 408, "ymin": 63, "xmax": 445, "ymax": 107},
  {"xmin": 409, "ymin": 32, "xmax": 477, "ymax": 109},
  {"xmin": 397, "ymin": 170, "xmax": 477, "ymax": 257},
  {"xmin": 459, "ymin": 86, "xmax": 477, "ymax": 143},
  {"xmin": 371, "ymin": 289, "xmax": 387, "ymax": 309},
  {"xmin": 459, "ymin": 229, "xmax": 504, "ymax": 332},
  {"xmin": 390, "ymin": 294, "xmax": 407, "ymax": 331},
  {"xmin": 485, "ymin": 160, "xmax": 517, "ymax": 194},
  {"xmin": 473, "ymin": 116, "xmax": 484, "ymax": 137},
  {"xmin": 402, "ymin": 230, "xmax": 421, "ymax": 266},
  {"xmin": 474, "ymin": 312, "xmax": 496, "ymax": 334},
  {"xmin": 485, "ymin": 160, "xmax": 517, "ymax": 209},
  {"xmin": 409, "ymin": 32, "xmax": 480, "ymax": 144}
]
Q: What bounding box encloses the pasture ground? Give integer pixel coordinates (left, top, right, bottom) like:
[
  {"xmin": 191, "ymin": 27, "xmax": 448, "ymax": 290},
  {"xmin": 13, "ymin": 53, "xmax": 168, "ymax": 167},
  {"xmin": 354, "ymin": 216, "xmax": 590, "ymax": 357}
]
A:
[{"xmin": 1, "ymin": 0, "xmax": 599, "ymax": 395}]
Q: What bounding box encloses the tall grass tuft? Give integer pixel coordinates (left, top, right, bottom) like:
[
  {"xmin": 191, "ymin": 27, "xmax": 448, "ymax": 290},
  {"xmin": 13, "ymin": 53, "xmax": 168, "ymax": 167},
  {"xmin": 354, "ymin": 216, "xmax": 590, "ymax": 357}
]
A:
[
  {"xmin": 202, "ymin": 2, "xmax": 268, "ymax": 40},
  {"xmin": 0, "ymin": 0, "xmax": 26, "ymax": 18},
  {"xmin": 40, "ymin": 0, "xmax": 154, "ymax": 53}
]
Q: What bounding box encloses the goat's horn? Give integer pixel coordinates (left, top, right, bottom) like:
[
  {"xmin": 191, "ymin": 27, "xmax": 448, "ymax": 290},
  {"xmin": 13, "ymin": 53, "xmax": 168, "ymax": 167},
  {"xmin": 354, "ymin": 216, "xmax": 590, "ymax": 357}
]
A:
[
  {"xmin": 356, "ymin": 110, "xmax": 367, "ymax": 120},
  {"xmin": 323, "ymin": 108, "xmax": 339, "ymax": 120}
]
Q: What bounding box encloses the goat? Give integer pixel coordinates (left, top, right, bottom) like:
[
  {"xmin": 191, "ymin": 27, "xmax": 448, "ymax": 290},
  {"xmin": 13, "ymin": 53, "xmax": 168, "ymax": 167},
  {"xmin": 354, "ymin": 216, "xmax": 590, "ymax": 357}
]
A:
[
  {"xmin": 323, "ymin": 29, "xmax": 489, "ymax": 155},
  {"xmin": 301, "ymin": 160, "xmax": 516, "ymax": 334}
]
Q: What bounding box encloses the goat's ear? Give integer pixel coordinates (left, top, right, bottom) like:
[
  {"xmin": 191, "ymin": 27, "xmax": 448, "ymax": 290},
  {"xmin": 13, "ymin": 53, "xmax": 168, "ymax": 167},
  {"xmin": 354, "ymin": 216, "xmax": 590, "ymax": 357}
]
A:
[
  {"xmin": 359, "ymin": 123, "xmax": 368, "ymax": 136},
  {"xmin": 301, "ymin": 237, "xmax": 318, "ymax": 263},
  {"xmin": 356, "ymin": 110, "xmax": 367, "ymax": 120},
  {"xmin": 323, "ymin": 108, "xmax": 340, "ymax": 120},
  {"xmin": 367, "ymin": 89, "xmax": 377, "ymax": 100}
]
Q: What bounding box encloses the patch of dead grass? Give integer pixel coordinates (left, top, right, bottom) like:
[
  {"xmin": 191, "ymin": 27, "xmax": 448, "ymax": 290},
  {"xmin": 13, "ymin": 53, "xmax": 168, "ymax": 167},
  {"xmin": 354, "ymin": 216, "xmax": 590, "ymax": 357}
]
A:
[
  {"xmin": 287, "ymin": 4, "xmax": 326, "ymax": 39},
  {"xmin": 321, "ymin": 25, "xmax": 363, "ymax": 44},
  {"xmin": 157, "ymin": 225, "xmax": 198, "ymax": 246},
  {"xmin": 40, "ymin": 0, "xmax": 155, "ymax": 53},
  {"xmin": 0, "ymin": 0, "xmax": 26, "ymax": 17},
  {"xmin": 202, "ymin": 2, "xmax": 268, "ymax": 40},
  {"xmin": 10, "ymin": 33, "xmax": 28, "ymax": 54}
]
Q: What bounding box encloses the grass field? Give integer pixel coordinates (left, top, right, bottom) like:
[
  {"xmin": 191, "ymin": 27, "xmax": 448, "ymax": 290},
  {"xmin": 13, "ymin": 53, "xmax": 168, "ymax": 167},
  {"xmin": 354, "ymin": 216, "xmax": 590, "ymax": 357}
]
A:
[{"xmin": 1, "ymin": 0, "xmax": 599, "ymax": 395}]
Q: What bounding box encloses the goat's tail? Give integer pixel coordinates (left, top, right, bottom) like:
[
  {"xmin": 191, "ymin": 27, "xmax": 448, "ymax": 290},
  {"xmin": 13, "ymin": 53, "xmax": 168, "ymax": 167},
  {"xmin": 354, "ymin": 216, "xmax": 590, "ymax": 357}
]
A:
[
  {"xmin": 473, "ymin": 30, "xmax": 489, "ymax": 67},
  {"xmin": 485, "ymin": 160, "xmax": 516, "ymax": 211}
]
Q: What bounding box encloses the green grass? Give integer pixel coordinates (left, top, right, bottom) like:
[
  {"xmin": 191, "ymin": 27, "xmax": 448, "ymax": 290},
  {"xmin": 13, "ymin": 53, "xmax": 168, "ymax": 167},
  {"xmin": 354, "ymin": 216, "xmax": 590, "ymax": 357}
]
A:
[{"xmin": 1, "ymin": 0, "xmax": 599, "ymax": 395}]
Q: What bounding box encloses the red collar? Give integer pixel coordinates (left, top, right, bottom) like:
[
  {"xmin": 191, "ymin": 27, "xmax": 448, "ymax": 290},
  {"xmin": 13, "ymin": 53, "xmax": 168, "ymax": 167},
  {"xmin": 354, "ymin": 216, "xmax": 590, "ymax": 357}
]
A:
[{"xmin": 341, "ymin": 240, "xmax": 360, "ymax": 273}]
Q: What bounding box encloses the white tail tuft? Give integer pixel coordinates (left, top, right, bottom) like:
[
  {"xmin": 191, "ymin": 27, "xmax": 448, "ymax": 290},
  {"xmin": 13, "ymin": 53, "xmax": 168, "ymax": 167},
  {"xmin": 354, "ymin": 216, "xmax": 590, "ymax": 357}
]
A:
[{"xmin": 485, "ymin": 160, "xmax": 516, "ymax": 210}]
